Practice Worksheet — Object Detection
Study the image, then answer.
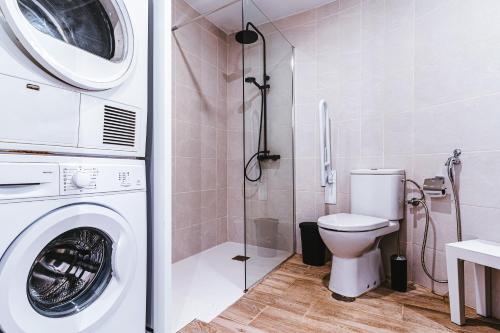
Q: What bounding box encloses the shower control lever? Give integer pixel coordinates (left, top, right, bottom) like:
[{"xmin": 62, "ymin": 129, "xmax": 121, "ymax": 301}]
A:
[
  {"xmin": 244, "ymin": 77, "xmax": 270, "ymax": 91},
  {"xmin": 257, "ymin": 151, "xmax": 281, "ymax": 161}
]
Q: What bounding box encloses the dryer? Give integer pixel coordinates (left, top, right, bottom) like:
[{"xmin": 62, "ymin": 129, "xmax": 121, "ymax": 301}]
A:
[
  {"xmin": 0, "ymin": 154, "xmax": 146, "ymax": 333},
  {"xmin": 0, "ymin": 0, "xmax": 148, "ymax": 157}
]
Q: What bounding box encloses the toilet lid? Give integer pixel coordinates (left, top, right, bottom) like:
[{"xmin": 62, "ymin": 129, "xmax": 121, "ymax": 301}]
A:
[{"xmin": 318, "ymin": 213, "xmax": 389, "ymax": 232}]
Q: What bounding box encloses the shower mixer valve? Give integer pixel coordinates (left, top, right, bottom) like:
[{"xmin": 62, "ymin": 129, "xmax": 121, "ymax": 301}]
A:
[
  {"xmin": 257, "ymin": 151, "xmax": 281, "ymax": 161},
  {"xmin": 245, "ymin": 76, "xmax": 270, "ymax": 90}
]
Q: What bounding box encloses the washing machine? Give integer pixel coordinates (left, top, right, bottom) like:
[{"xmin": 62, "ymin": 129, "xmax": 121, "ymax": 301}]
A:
[
  {"xmin": 0, "ymin": 154, "xmax": 146, "ymax": 333},
  {"xmin": 0, "ymin": 0, "xmax": 148, "ymax": 157}
]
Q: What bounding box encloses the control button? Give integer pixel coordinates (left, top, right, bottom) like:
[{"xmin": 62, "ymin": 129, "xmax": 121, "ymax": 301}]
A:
[{"xmin": 72, "ymin": 172, "xmax": 92, "ymax": 189}]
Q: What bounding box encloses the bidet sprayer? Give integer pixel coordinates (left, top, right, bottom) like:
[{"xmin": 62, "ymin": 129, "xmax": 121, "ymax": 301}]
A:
[{"xmin": 445, "ymin": 148, "xmax": 461, "ymax": 166}]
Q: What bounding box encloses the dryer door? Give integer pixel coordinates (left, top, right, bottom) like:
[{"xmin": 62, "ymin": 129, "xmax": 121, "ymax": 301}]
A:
[
  {"xmin": 0, "ymin": 0, "xmax": 135, "ymax": 90},
  {"xmin": 0, "ymin": 204, "xmax": 137, "ymax": 332}
]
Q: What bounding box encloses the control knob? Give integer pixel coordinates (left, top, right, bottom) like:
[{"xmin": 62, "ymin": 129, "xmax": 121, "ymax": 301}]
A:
[{"xmin": 72, "ymin": 172, "xmax": 92, "ymax": 189}]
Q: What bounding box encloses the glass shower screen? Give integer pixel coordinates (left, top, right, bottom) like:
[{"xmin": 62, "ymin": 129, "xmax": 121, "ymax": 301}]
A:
[{"xmin": 241, "ymin": 0, "xmax": 295, "ymax": 290}]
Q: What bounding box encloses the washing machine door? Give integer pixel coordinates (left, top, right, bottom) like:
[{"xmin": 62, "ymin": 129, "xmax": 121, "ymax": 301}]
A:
[
  {"xmin": 0, "ymin": 204, "xmax": 137, "ymax": 333},
  {"xmin": 0, "ymin": 0, "xmax": 135, "ymax": 90}
]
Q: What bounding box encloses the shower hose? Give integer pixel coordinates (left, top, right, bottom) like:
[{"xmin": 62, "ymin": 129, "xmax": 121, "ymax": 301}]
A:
[
  {"xmin": 244, "ymin": 90, "xmax": 265, "ymax": 182},
  {"xmin": 405, "ymin": 161, "xmax": 462, "ymax": 284}
]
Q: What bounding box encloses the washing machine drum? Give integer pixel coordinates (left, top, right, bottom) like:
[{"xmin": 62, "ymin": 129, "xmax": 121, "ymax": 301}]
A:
[
  {"xmin": 0, "ymin": 0, "xmax": 136, "ymax": 90},
  {"xmin": 27, "ymin": 227, "xmax": 113, "ymax": 318}
]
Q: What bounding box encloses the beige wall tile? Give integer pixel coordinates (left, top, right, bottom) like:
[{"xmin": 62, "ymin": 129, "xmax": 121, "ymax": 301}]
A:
[{"xmin": 172, "ymin": 0, "xmax": 229, "ymax": 262}]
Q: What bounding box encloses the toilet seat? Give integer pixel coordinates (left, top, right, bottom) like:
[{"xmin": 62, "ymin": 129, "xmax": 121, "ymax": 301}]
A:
[{"xmin": 318, "ymin": 213, "xmax": 389, "ymax": 232}]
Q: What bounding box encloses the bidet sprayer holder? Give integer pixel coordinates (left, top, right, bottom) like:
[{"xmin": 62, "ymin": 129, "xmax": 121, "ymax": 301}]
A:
[{"xmin": 422, "ymin": 176, "xmax": 447, "ymax": 198}]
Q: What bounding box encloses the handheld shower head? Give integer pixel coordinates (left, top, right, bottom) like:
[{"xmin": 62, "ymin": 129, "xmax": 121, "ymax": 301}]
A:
[{"xmin": 244, "ymin": 76, "xmax": 266, "ymax": 90}]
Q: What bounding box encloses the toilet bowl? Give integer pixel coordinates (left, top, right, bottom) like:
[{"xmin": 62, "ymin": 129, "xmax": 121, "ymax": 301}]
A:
[
  {"xmin": 319, "ymin": 214, "xmax": 399, "ymax": 297},
  {"xmin": 318, "ymin": 169, "xmax": 405, "ymax": 298}
]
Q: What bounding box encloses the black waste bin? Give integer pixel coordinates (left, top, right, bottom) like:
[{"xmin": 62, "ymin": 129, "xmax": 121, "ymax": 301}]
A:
[{"xmin": 299, "ymin": 222, "xmax": 326, "ymax": 266}]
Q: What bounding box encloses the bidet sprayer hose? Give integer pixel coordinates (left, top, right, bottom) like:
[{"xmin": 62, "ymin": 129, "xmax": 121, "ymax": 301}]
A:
[
  {"xmin": 403, "ymin": 150, "xmax": 463, "ymax": 284},
  {"xmin": 416, "ymin": 197, "xmax": 448, "ymax": 284},
  {"xmin": 447, "ymin": 161, "xmax": 463, "ymax": 242},
  {"xmin": 404, "ymin": 179, "xmax": 448, "ymax": 284}
]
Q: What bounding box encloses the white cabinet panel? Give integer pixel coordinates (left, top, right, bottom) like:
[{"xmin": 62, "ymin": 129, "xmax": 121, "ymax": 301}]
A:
[{"xmin": 0, "ymin": 74, "xmax": 80, "ymax": 147}]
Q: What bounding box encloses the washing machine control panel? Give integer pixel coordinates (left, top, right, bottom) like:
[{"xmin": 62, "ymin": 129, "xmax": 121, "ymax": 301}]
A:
[{"xmin": 61, "ymin": 163, "xmax": 145, "ymax": 195}]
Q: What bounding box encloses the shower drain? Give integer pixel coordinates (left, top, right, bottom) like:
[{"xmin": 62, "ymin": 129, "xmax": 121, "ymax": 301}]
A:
[{"xmin": 232, "ymin": 255, "xmax": 250, "ymax": 262}]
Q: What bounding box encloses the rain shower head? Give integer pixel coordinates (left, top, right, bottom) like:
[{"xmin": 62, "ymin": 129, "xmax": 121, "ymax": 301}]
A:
[{"xmin": 235, "ymin": 29, "xmax": 259, "ymax": 44}]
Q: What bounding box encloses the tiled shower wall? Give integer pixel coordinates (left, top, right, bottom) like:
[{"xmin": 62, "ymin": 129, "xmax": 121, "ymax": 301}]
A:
[
  {"xmin": 172, "ymin": 0, "xmax": 228, "ymax": 262},
  {"xmin": 274, "ymin": 0, "xmax": 500, "ymax": 318}
]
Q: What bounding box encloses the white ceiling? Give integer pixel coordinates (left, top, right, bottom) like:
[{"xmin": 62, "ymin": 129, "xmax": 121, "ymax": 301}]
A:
[{"xmin": 183, "ymin": 0, "xmax": 337, "ymax": 34}]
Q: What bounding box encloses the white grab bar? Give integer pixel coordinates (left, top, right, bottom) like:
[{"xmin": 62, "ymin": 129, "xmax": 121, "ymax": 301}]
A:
[{"xmin": 318, "ymin": 100, "xmax": 336, "ymax": 204}]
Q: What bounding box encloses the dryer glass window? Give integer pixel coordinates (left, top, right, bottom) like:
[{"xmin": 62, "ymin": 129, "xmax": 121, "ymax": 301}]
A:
[
  {"xmin": 17, "ymin": 0, "xmax": 126, "ymax": 61},
  {"xmin": 27, "ymin": 227, "xmax": 113, "ymax": 318}
]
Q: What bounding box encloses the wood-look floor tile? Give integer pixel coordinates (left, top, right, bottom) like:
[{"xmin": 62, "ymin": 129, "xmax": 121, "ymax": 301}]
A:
[
  {"xmin": 182, "ymin": 254, "xmax": 500, "ymax": 333},
  {"xmin": 306, "ymin": 299, "xmax": 445, "ymax": 333},
  {"xmin": 284, "ymin": 278, "xmax": 332, "ymax": 304},
  {"xmin": 250, "ymin": 305, "xmax": 355, "ymax": 333},
  {"xmin": 284, "ymin": 255, "xmax": 305, "ymax": 266},
  {"xmin": 179, "ymin": 319, "xmax": 218, "ymax": 333},
  {"xmin": 368, "ymin": 287, "xmax": 452, "ymax": 315},
  {"xmin": 211, "ymin": 316, "xmax": 267, "ymax": 333},
  {"xmin": 278, "ymin": 261, "xmax": 310, "ymax": 278},
  {"xmin": 259, "ymin": 272, "xmax": 296, "ymax": 292},
  {"xmin": 244, "ymin": 289, "xmax": 312, "ymax": 316},
  {"xmin": 351, "ymin": 293, "xmax": 405, "ymax": 320},
  {"xmin": 402, "ymin": 304, "xmax": 467, "ymax": 333},
  {"xmin": 219, "ymin": 298, "xmax": 267, "ymax": 325},
  {"xmin": 251, "ymin": 272, "xmax": 296, "ymax": 296},
  {"xmin": 403, "ymin": 303, "xmax": 500, "ymax": 333}
]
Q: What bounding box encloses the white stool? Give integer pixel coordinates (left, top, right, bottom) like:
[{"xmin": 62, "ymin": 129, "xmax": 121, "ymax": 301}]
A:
[{"xmin": 445, "ymin": 239, "xmax": 500, "ymax": 325}]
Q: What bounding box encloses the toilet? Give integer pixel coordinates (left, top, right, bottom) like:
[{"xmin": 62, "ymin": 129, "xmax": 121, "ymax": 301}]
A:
[{"xmin": 318, "ymin": 169, "xmax": 405, "ymax": 298}]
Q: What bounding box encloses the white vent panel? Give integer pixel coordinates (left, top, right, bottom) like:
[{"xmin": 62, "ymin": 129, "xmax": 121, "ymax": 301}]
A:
[
  {"xmin": 103, "ymin": 106, "xmax": 136, "ymax": 147},
  {"xmin": 78, "ymin": 95, "xmax": 142, "ymax": 153}
]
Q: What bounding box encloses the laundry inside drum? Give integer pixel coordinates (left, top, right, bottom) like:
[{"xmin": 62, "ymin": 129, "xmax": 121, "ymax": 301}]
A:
[{"xmin": 27, "ymin": 227, "xmax": 113, "ymax": 318}]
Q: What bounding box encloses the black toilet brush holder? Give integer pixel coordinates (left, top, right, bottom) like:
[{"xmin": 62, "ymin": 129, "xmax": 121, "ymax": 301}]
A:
[
  {"xmin": 390, "ymin": 254, "xmax": 407, "ymax": 292},
  {"xmin": 390, "ymin": 229, "xmax": 407, "ymax": 292}
]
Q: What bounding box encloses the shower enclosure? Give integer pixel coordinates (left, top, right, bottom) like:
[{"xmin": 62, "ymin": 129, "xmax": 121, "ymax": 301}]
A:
[
  {"xmin": 240, "ymin": 2, "xmax": 295, "ymax": 288},
  {"xmin": 171, "ymin": 0, "xmax": 294, "ymax": 329}
]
